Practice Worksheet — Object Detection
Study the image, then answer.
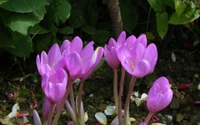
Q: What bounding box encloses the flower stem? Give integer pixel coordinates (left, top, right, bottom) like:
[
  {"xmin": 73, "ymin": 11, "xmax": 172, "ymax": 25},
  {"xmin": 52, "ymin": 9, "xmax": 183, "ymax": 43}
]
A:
[
  {"xmin": 77, "ymin": 80, "xmax": 85, "ymax": 125},
  {"xmin": 113, "ymin": 69, "xmax": 118, "ymax": 111},
  {"xmin": 47, "ymin": 103, "xmax": 55, "ymax": 125},
  {"xmin": 118, "ymin": 67, "xmax": 125, "ymax": 125},
  {"xmin": 52, "ymin": 80, "xmax": 73, "ymax": 125},
  {"xmin": 70, "ymin": 87, "xmax": 76, "ymax": 115},
  {"xmin": 124, "ymin": 76, "xmax": 137, "ymax": 125},
  {"xmin": 145, "ymin": 112, "xmax": 154, "ymax": 124}
]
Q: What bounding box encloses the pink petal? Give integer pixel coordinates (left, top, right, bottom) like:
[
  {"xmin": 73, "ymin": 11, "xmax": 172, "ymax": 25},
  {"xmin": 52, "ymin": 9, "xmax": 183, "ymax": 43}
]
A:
[
  {"xmin": 70, "ymin": 36, "xmax": 83, "ymax": 53},
  {"xmin": 133, "ymin": 59, "xmax": 151, "ymax": 77},
  {"xmin": 66, "ymin": 53, "xmax": 83, "ymax": 80},
  {"xmin": 61, "ymin": 40, "xmax": 70, "ymax": 52},
  {"xmin": 136, "ymin": 34, "xmax": 147, "ymax": 47},
  {"xmin": 116, "ymin": 31, "xmax": 126, "ymax": 50},
  {"xmin": 143, "ymin": 44, "xmax": 158, "ymax": 70},
  {"xmin": 177, "ymin": 83, "xmax": 192, "ymax": 90},
  {"xmin": 16, "ymin": 111, "xmax": 29, "ymax": 118},
  {"xmin": 48, "ymin": 44, "xmax": 62, "ymax": 68}
]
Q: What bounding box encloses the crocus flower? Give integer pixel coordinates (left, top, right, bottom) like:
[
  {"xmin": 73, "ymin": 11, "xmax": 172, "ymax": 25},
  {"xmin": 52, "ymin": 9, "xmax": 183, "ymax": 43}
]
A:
[
  {"xmin": 147, "ymin": 77, "xmax": 173, "ymax": 113},
  {"xmin": 42, "ymin": 68, "xmax": 67, "ymax": 104},
  {"xmin": 104, "ymin": 38, "xmax": 120, "ymax": 69},
  {"xmin": 36, "ymin": 44, "xmax": 65, "ymax": 76},
  {"xmin": 61, "ymin": 37, "xmax": 103, "ymax": 81},
  {"xmin": 80, "ymin": 46, "xmax": 103, "ymax": 81},
  {"xmin": 117, "ymin": 34, "xmax": 158, "ymax": 77}
]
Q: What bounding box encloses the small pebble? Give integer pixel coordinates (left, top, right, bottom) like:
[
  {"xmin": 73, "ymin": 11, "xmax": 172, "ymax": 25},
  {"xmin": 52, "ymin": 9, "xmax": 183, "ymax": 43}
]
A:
[
  {"xmin": 165, "ymin": 115, "xmax": 173, "ymax": 121},
  {"xmin": 89, "ymin": 93, "xmax": 94, "ymax": 98}
]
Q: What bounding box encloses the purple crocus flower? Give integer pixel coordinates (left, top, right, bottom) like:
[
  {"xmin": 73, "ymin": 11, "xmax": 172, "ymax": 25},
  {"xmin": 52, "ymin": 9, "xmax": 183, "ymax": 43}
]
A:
[
  {"xmin": 36, "ymin": 44, "xmax": 65, "ymax": 76},
  {"xmin": 147, "ymin": 77, "xmax": 173, "ymax": 113},
  {"xmin": 117, "ymin": 34, "xmax": 158, "ymax": 78},
  {"xmin": 80, "ymin": 46, "xmax": 104, "ymax": 81},
  {"xmin": 61, "ymin": 37, "xmax": 103, "ymax": 81},
  {"xmin": 104, "ymin": 38, "xmax": 120, "ymax": 69},
  {"xmin": 42, "ymin": 68, "xmax": 68, "ymax": 104}
]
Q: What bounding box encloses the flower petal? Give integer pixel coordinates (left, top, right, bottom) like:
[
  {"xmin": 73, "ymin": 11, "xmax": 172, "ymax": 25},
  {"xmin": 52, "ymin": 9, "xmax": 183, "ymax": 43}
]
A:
[
  {"xmin": 66, "ymin": 53, "xmax": 82, "ymax": 80},
  {"xmin": 70, "ymin": 36, "xmax": 83, "ymax": 53},
  {"xmin": 33, "ymin": 110, "xmax": 42, "ymax": 125},
  {"xmin": 133, "ymin": 59, "xmax": 151, "ymax": 77},
  {"xmin": 95, "ymin": 112, "xmax": 107, "ymax": 125},
  {"xmin": 143, "ymin": 44, "xmax": 158, "ymax": 71},
  {"xmin": 48, "ymin": 44, "xmax": 62, "ymax": 68}
]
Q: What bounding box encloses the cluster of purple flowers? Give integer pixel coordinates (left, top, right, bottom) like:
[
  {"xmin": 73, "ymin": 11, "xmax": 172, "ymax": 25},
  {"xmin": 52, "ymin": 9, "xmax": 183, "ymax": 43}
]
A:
[{"xmin": 34, "ymin": 31, "xmax": 173, "ymax": 125}]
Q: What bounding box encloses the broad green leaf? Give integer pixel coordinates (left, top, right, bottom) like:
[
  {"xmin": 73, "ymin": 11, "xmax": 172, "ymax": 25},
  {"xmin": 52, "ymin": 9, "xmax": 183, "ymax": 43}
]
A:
[
  {"xmin": 92, "ymin": 30, "xmax": 110, "ymax": 45},
  {"xmin": 32, "ymin": 34, "xmax": 54, "ymax": 53},
  {"xmin": 169, "ymin": 11, "xmax": 200, "ymax": 24},
  {"xmin": 0, "ymin": 0, "xmax": 49, "ymax": 13},
  {"xmin": 0, "ymin": 32, "xmax": 15, "ymax": 48},
  {"xmin": 120, "ymin": 0, "xmax": 138, "ymax": 33},
  {"xmin": 156, "ymin": 12, "xmax": 168, "ymax": 39},
  {"xmin": 1, "ymin": 7, "xmax": 46, "ymax": 35},
  {"xmin": 82, "ymin": 25, "xmax": 97, "ymax": 35},
  {"xmin": 5, "ymin": 33, "xmax": 32, "ymax": 57},
  {"xmin": 147, "ymin": 0, "xmax": 165, "ymax": 12},
  {"xmin": 58, "ymin": 26, "xmax": 73, "ymax": 35},
  {"xmin": 165, "ymin": 0, "xmax": 174, "ymax": 9},
  {"xmin": 184, "ymin": 2, "xmax": 197, "ymax": 18},
  {"xmin": 29, "ymin": 24, "xmax": 49, "ymax": 35},
  {"xmin": 0, "ymin": 0, "xmax": 8, "ymax": 5},
  {"xmin": 175, "ymin": 0, "xmax": 187, "ymax": 17},
  {"xmin": 51, "ymin": 0, "xmax": 71, "ymax": 23}
]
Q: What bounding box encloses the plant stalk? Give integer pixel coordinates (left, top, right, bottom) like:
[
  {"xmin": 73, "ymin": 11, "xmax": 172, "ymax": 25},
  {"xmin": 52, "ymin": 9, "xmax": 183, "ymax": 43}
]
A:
[
  {"xmin": 70, "ymin": 87, "xmax": 76, "ymax": 115},
  {"xmin": 47, "ymin": 103, "xmax": 55, "ymax": 125},
  {"xmin": 118, "ymin": 67, "xmax": 126, "ymax": 125},
  {"xmin": 113, "ymin": 69, "xmax": 118, "ymax": 111},
  {"xmin": 77, "ymin": 80, "xmax": 85, "ymax": 125},
  {"xmin": 144, "ymin": 112, "xmax": 154, "ymax": 124},
  {"xmin": 124, "ymin": 76, "xmax": 137, "ymax": 125}
]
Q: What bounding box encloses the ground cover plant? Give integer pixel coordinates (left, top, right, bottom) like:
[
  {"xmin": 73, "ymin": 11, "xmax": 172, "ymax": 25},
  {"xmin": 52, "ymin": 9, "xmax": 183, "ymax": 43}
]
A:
[{"xmin": 0, "ymin": 0, "xmax": 200, "ymax": 125}]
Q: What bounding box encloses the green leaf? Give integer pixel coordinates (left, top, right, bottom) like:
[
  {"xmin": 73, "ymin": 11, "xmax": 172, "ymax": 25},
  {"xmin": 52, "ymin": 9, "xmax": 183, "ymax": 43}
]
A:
[
  {"xmin": 120, "ymin": 0, "xmax": 138, "ymax": 33},
  {"xmin": 147, "ymin": 0, "xmax": 165, "ymax": 12},
  {"xmin": 1, "ymin": 7, "xmax": 46, "ymax": 35},
  {"xmin": 51, "ymin": 0, "xmax": 71, "ymax": 23},
  {"xmin": 0, "ymin": 32, "xmax": 15, "ymax": 48},
  {"xmin": 5, "ymin": 33, "xmax": 32, "ymax": 57},
  {"xmin": 175, "ymin": 0, "xmax": 187, "ymax": 17},
  {"xmin": 156, "ymin": 12, "xmax": 168, "ymax": 39},
  {"xmin": 32, "ymin": 34, "xmax": 54, "ymax": 53},
  {"xmin": 29, "ymin": 24, "xmax": 49, "ymax": 35},
  {"xmin": 82, "ymin": 25, "xmax": 97, "ymax": 35},
  {"xmin": 0, "ymin": 0, "xmax": 9, "ymax": 5},
  {"xmin": 165, "ymin": 0, "xmax": 174, "ymax": 9},
  {"xmin": 58, "ymin": 26, "xmax": 73, "ymax": 35},
  {"xmin": 169, "ymin": 11, "xmax": 200, "ymax": 24},
  {"xmin": 0, "ymin": 0, "xmax": 49, "ymax": 13},
  {"xmin": 92, "ymin": 30, "xmax": 110, "ymax": 45}
]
